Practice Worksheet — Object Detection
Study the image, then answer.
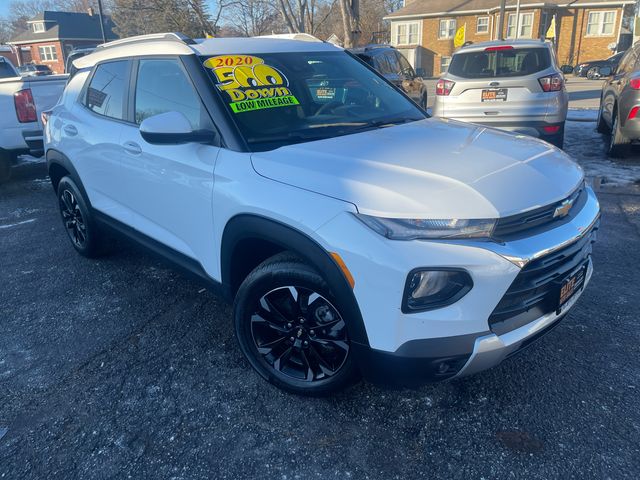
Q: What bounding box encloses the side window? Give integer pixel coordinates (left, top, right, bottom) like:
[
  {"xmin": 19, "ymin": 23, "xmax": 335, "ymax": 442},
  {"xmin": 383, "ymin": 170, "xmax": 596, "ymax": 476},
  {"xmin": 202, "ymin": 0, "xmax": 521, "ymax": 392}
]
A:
[
  {"xmin": 397, "ymin": 52, "xmax": 415, "ymax": 77},
  {"xmin": 385, "ymin": 51, "xmax": 401, "ymax": 75},
  {"xmin": 135, "ymin": 58, "xmax": 209, "ymax": 130},
  {"xmin": 617, "ymin": 50, "xmax": 636, "ymax": 74},
  {"xmin": 374, "ymin": 54, "xmax": 391, "ymax": 75},
  {"xmin": 85, "ymin": 60, "xmax": 128, "ymax": 120}
]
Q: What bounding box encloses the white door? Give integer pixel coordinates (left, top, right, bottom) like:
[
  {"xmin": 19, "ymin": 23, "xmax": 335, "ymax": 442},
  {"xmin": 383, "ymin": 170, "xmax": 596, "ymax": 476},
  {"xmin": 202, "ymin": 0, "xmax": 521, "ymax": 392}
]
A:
[
  {"xmin": 67, "ymin": 59, "xmax": 130, "ymax": 223},
  {"xmin": 119, "ymin": 57, "xmax": 220, "ymax": 264}
]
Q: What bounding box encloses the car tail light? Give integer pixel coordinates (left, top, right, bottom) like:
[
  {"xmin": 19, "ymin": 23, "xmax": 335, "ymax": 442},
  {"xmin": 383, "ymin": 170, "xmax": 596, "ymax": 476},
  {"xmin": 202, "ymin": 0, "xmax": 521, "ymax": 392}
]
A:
[
  {"xmin": 485, "ymin": 46, "xmax": 514, "ymax": 51},
  {"xmin": 436, "ymin": 79, "xmax": 455, "ymax": 96},
  {"xmin": 14, "ymin": 88, "xmax": 37, "ymax": 123},
  {"xmin": 630, "ymin": 78, "xmax": 640, "ymax": 89},
  {"xmin": 628, "ymin": 106, "xmax": 639, "ymax": 119},
  {"xmin": 538, "ymin": 73, "xmax": 564, "ymax": 92},
  {"xmin": 542, "ymin": 125, "xmax": 561, "ymax": 134}
]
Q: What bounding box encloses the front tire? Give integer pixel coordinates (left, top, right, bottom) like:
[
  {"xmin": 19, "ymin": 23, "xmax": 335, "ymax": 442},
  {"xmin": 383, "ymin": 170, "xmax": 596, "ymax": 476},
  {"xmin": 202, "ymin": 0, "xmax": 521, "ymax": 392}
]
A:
[
  {"xmin": 233, "ymin": 253, "xmax": 359, "ymax": 396},
  {"xmin": 57, "ymin": 176, "xmax": 109, "ymax": 257},
  {"xmin": 608, "ymin": 109, "xmax": 631, "ymax": 158},
  {"xmin": 596, "ymin": 100, "xmax": 610, "ymax": 134}
]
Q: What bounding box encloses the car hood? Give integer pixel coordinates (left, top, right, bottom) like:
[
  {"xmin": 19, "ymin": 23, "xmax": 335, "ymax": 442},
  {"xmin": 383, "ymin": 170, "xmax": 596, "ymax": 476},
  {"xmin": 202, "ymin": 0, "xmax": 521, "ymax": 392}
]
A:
[{"xmin": 250, "ymin": 118, "xmax": 584, "ymax": 219}]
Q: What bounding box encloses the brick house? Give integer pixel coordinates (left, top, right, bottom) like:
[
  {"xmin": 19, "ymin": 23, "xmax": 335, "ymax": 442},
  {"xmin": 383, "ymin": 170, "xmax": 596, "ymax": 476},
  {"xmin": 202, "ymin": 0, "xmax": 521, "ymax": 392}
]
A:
[
  {"xmin": 385, "ymin": 0, "xmax": 635, "ymax": 77},
  {"xmin": 8, "ymin": 10, "xmax": 117, "ymax": 74}
]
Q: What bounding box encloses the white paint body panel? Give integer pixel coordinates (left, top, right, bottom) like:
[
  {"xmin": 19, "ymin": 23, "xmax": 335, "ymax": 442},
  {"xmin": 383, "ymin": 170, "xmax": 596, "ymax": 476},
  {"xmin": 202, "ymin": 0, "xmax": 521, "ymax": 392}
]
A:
[
  {"xmin": 252, "ymin": 117, "xmax": 583, "ymax": 218},
  {"xmin": 45, "ymin": 36, "xmax": 600, "ymax": 363},
  {"xmin": 0, "ymin": 74, "xmax": 67, "ymax": 152}
]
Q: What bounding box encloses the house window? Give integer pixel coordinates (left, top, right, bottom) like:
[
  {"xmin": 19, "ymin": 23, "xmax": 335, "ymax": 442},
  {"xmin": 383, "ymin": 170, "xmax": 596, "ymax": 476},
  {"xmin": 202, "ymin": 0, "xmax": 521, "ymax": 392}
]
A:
[
  {"xmin": 440, "ymin": 56, "xmax": 452, "ymax": 73},
  {"xmin": 394, "ymin": 22, "xmax": 420, "ymax": 45},
  {"xmin": 477, "ymin": 17, "xmax": 489, "ymax": 34},
  {"xmin": 439, "ymin": 19, "xmax": 456, "ymax": 39},
  {"xmin": 586, "ymin": 11, "xmax": 616, "ymax": 36},
  {"xmin": 38, "ymin": 45, "xmax": 58, "ymax": 62},
  {"xmin": 32, "ymin": 22, "xmax": 45, "ymax": 33},
  {"xmin": 507, "ymin": 12, "xmax": 534, "ymax": 38}
]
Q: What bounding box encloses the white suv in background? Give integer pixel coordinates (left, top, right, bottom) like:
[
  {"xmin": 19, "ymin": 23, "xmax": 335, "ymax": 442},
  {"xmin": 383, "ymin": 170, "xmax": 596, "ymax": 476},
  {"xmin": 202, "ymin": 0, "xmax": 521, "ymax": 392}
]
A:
[
  {"xmin": 45, "ymin": 33, "xmax": 599, "ymax": 395},
  {"xmin": 432, "ymin": 40, "xmax": 569, "ymax": 148}
]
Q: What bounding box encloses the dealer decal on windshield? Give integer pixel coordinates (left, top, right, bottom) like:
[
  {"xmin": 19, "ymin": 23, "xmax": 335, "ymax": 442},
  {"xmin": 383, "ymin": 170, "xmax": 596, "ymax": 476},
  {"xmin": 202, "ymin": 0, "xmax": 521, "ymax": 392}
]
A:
[{"xmin": 203, "ymin": 55, "xmax": 300, "ymax": 113}]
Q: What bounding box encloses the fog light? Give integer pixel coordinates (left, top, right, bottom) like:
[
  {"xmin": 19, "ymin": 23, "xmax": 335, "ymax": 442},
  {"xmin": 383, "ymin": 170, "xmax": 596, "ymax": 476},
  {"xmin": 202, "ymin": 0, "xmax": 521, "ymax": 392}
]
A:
[{"xmin": 402, "ymin": 269, "xmax": 473, "ymax": 313}]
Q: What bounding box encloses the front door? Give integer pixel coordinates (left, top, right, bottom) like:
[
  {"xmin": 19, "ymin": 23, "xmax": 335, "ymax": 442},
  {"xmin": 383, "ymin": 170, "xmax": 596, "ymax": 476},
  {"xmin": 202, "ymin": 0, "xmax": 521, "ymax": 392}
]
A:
[{"xmin": 119, "ymin": 57, "xmax": 220, "ymax": 265}]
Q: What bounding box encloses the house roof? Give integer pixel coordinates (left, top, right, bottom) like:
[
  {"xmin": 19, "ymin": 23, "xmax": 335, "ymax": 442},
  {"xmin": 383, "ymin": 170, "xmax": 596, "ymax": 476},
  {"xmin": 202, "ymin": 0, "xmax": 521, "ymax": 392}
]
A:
[
  {"xmin": 386, "ymin": 0, "xmax": 635, "ymax": 20},
  {"xmin": 9, "ymin": 11, "xmax": 117, "ymax": 45}
]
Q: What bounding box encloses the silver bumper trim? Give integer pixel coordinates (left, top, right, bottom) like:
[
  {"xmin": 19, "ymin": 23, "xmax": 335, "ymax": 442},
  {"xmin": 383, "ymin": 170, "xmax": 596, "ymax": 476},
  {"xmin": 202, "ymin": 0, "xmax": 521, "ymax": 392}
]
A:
[{"xmin": 455, "ymin": 258, "xmax": 593, "ymax": 378}]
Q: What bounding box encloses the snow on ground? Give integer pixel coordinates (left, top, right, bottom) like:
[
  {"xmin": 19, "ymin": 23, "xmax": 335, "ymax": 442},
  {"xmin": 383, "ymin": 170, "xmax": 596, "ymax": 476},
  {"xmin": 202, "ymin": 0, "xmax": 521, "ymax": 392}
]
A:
[{"xmin": 565, "ymin": 109, "xmax": 640, "ymax": 186}]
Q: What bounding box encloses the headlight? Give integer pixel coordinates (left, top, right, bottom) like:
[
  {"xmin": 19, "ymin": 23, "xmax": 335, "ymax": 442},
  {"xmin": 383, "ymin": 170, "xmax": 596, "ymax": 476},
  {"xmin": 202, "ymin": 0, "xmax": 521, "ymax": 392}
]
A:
[
  {"xmin": 403, "ymin": 269, "xmax": 473, "ymax": 312},
  {"xmin": 355, "ymin": 214, "xmax": 496, "ymax": 240}
]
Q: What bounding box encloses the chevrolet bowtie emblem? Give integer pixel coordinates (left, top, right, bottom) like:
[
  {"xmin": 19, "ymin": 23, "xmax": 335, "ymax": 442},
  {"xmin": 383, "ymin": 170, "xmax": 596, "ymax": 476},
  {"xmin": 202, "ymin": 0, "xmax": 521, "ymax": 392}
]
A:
[{"xmin": 553, "ymin": 198, "xmax": 574, "ymax": 219}]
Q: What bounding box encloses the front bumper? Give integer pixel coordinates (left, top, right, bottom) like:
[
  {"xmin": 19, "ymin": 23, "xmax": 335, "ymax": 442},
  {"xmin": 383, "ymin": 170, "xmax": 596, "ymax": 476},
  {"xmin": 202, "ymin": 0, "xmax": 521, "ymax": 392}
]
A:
[{"xmin": 320, "ymin": 186, "xmax": 600, "ymax": 388}]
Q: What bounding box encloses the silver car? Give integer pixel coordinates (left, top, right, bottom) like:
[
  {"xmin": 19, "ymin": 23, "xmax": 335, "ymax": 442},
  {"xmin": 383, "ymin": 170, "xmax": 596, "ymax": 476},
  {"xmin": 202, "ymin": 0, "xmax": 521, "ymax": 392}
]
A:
[{"xmin": 432, "ymin": 40, "xmax": 568, "ymax": 148}]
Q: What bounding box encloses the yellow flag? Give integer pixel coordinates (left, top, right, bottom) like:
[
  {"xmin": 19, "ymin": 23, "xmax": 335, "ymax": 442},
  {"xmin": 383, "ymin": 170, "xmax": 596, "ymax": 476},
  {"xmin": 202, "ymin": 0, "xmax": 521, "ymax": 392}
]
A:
[
  {"xmin": 454, "ymin": 24, "xmax": 466, "ymax": 48},
  {"xmin": 545, "ymin": 17, "xmax": 556, "ymax": 39}
]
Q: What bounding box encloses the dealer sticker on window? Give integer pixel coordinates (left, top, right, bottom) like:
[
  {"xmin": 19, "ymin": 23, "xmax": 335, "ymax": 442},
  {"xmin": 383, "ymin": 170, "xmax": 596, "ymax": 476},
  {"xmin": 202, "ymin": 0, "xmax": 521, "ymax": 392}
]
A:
[{"xmin": 203, "ymin": 55, "xmax": 300, "ymax": 113}]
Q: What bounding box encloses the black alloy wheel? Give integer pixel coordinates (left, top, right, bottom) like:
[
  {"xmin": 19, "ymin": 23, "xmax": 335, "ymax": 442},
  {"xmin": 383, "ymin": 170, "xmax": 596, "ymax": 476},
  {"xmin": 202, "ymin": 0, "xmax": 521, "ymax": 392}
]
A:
[
  {"xmin": 250, "ymin": 286, "xmax": 349, "ymax": 382},
  {"xmin": 234, "ymin": 253, "xmax": 359, "ymax": 395},
  {"xmin": 59, "ymin": 188, "xmax": 87, "ymax": 249}
]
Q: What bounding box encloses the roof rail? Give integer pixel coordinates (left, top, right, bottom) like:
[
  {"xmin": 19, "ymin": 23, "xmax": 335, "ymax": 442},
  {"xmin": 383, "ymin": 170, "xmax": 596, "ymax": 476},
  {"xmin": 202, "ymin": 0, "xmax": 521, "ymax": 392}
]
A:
[
  {"xmin": 96, "ymin": 32, "xmax": 195, "ymax": 50},
  {"xmin": 363, "ymin": 43, "xmax": 392, "ymax": 51}
]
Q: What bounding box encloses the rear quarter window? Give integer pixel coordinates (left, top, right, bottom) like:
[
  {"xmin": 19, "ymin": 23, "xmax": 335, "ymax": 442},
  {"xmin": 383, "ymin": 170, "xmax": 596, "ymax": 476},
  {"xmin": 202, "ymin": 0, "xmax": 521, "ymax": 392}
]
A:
[
  {"xmin": 448, "ymin": 47, "xmax": 551, "ymax": 78},
  {"xmin": 85, "ymin": 60, "xmax": 128, "ymax": 120}
]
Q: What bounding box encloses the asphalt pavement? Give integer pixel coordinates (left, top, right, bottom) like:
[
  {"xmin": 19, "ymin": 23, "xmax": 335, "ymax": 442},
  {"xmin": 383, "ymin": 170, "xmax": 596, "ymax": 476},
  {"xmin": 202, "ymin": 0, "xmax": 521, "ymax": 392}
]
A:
[{"xmin": 1, "ymin": 123, "xmax": 640, "ymax": 479}]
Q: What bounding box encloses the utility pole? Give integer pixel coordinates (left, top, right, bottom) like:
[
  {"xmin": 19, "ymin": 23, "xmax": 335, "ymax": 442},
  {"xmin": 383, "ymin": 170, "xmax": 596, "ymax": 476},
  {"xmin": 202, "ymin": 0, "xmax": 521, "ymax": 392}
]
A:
[
  {"xmin": 497, "ymin": 0, "xmax": 507, "ymax": 40},
  {"xmin": 515, "ymin": 0, "xmax": 521, "ymax": 39},
  {"xmin": 97, "ymin": 0, "xmax": 107, "ymax": 44}
]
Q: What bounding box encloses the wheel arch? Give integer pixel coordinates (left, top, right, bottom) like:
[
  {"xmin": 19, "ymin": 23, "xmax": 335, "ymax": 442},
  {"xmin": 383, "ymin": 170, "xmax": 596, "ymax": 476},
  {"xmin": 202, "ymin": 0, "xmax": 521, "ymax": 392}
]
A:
[
  {"xmin": 46, "ymin": 149, "xmax": 90, "ymax": 204},
  {"xmin": 221, "ymin": 214, "xmax": 369, "ymax": 346}
]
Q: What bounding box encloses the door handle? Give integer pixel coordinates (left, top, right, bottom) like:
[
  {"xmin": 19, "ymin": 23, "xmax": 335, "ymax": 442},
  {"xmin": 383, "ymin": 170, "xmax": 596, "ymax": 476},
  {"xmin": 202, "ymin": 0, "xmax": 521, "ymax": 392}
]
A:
[
  {"xmin": 63, "ymin": 124, "xmax": 78, "ymax": 136},
  {"xmin": 122, "ymin": 141, "xmax": 142, "ymax": 155}
]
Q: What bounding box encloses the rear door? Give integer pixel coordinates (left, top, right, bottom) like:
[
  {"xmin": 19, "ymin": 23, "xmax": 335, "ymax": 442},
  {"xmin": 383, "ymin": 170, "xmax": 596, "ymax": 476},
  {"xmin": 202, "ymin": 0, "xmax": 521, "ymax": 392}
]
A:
[
  {"xmin": 65, "ymin": 59, "xmax": 130, "ymax": 223},
  {"xmin": 602, "ymin": 47, "xmax": 637, "ymax": 126},
  {"xmin": 443, "ymin": 46, "xmax": 554, "ymax": 121}
]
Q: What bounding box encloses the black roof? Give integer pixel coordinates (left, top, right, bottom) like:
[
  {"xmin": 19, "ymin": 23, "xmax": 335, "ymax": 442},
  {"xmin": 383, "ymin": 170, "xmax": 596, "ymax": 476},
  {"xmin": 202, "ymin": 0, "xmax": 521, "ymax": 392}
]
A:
[{"xmin": 9, "ymin": 11, "xmax": 117, "ymax": 45}]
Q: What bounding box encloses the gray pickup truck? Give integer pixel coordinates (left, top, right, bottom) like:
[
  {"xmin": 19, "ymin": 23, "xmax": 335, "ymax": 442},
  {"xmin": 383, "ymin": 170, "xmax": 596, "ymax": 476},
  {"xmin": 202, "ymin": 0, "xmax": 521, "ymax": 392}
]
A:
[{"xmin": 0, "ymin": 56, "xmax": 68, "ymax": 182}]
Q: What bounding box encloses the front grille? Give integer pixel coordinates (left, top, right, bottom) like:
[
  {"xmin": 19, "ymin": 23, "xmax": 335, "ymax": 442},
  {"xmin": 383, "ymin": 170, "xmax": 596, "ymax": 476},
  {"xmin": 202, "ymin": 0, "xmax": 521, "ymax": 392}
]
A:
[
  {"xmin": 488, "ymin": 221, "xmax": 598, "ymax": 335},
  {"xmin": 493, "ymin": 185, "xmax": 585, "ymax": 240}
]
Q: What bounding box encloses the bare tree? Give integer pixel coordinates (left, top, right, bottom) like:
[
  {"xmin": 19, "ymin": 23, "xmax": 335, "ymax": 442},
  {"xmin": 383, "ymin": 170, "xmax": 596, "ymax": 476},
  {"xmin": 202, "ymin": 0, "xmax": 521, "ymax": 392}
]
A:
[
  {"xmin": 224, "ymin": 0, "xmax": 278, "ymax": 37},
  {"xmin": 338, "ymin": 0, "xmax": 359, "ymax": 47}
]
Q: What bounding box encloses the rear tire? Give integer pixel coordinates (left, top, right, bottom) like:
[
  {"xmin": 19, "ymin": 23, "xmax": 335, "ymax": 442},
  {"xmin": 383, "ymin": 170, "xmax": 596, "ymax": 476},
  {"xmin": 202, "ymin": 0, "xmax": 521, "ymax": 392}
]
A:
[
  {"xmin": 0, "ymin": 151, "xmax": 13, "ymax": 184},
  {"xmin": 233, "ymin": 252, "xmax": 359, "ymax": 396},
  {"xmin": 57, "ymin": 176, "xmax": 110, "ymax": 258},
  {"xmin": 608, "ymin": 109, "xmax": 631, "ymax": 158}
]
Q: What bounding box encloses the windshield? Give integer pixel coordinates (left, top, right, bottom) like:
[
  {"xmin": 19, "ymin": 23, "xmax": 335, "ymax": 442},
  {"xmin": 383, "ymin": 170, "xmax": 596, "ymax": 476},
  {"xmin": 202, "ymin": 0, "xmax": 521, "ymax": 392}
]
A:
[
  {"xmin": 200, "ymin": 51, "xmax": 425, "ymax": 151},
  {"xmin": 448, "ymin": 47, "xmax": 551, "ymax": 78}
]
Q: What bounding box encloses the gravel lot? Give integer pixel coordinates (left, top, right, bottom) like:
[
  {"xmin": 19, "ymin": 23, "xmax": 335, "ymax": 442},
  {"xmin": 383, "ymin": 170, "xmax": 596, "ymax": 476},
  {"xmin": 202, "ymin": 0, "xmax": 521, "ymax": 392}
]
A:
[{"xmin": 1, "ymin": 120, "xmax": 640, "ymax": 479}]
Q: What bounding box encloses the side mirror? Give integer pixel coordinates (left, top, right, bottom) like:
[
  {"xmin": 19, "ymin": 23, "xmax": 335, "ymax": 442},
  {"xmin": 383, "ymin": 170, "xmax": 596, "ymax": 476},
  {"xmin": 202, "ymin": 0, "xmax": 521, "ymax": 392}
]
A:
[
  {"xmin": 139, "ymin": 111, "xmax": 214, "ymax": 145},
  {"xmin": 416, "ymin": 68, "xmax": 426, "ymax": 78},
  {"xmin": 598, "ymin": 66, "xmax": 613, "ymax": 77},
  {"xmin": 560, "ymin": 64, "xmax": 574, "ymax": 74}
]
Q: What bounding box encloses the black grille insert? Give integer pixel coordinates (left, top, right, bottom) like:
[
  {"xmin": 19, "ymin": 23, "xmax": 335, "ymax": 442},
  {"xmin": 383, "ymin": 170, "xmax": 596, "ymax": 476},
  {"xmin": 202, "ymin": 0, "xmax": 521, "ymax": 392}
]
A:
[
  {"xmin": 493, "ymin": 185, "xmax": 585, "ymax": 239},
  {"xmin": 489, "ymin": 221, "xmax": 598, "ymax": 336}
]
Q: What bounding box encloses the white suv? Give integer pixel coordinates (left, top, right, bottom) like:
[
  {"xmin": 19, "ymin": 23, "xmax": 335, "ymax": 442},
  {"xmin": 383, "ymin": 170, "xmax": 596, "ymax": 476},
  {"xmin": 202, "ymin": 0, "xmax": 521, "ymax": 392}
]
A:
[{"xmin": 45, "ymin": 33, "xmax": 600, "ymax": 395}]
